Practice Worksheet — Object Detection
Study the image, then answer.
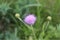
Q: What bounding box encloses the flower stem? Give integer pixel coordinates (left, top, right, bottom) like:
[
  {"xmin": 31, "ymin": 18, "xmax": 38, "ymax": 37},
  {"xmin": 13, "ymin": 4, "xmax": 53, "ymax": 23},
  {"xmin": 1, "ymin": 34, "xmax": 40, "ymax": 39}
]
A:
[
  {"xmin": 18, "ymin": 18, "xmax": 32, "ymax": 30},
  {"xmin": 31, "ymin": 25, "xmax": 37, "ymax": 40},
  {"xmin": 18, "ymin": 18, "xmax": 37, "ymax": 40}
]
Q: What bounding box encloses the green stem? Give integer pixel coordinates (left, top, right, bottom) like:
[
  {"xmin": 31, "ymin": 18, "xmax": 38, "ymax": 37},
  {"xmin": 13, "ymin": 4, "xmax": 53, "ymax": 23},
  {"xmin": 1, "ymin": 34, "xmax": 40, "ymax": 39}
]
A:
[
  {"xmin": 44, "ymin": 21, "xmax": 50, "ymax": 31},
  {"xmin": 42, "ymin": 21, "xmax": 50, "ymax": 33},
  {"xmin": 38, "ymin": 21, "xmax": 50, "ymax": 40},
  {"xmin": 18, "ymin": 17, "xmax": 37, "ymax": 40},
  {"xmin": 31, "ymin": 25, "xmax": 37, "ymax": 40},
  {"xmin": 18, "ymin": 18, "xmax": 32, "ymax": 30},
  {"xmin": 15, "ymin": 27, "xmax": 18, "ymax": 37}
]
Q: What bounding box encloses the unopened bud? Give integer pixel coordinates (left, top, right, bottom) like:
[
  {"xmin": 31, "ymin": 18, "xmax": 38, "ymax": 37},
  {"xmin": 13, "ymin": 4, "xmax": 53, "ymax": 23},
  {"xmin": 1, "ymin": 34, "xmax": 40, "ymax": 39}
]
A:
[
  {"xmin": 15, "ymin": 13, "xmax": 20, "ymax": 18},
  {"xmin": 47, "ymin": 16, "xmax": 52, "ymax": 21}
]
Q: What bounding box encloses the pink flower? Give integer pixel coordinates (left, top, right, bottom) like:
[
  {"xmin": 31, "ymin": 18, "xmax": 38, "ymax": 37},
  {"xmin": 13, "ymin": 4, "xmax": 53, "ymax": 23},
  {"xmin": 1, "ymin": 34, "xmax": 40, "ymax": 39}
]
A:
[{"xmin": 24, "ymin": 14, "xmax": 36, "ymax": 25}]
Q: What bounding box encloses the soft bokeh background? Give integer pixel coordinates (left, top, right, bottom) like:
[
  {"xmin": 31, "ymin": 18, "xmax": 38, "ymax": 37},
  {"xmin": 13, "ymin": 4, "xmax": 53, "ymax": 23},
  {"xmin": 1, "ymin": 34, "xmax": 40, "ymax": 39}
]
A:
[{"xmin": 0, "ymin": 0, "xmax": 60, "ymax": 40}]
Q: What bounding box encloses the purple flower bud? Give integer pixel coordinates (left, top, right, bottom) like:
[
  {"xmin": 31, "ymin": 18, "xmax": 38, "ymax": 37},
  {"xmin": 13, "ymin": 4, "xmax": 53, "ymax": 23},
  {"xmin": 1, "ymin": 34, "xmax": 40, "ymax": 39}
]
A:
[{"xmin": 24, "ymin": 14, "xmax": 36, "ymax": 25}]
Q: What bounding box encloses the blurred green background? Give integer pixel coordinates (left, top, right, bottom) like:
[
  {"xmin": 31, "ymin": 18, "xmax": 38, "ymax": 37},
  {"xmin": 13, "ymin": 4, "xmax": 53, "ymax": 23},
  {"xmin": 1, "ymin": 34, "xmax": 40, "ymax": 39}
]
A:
[{"xmin": 0, "ymin": 0, "xmax": 60, "ymax": 40}]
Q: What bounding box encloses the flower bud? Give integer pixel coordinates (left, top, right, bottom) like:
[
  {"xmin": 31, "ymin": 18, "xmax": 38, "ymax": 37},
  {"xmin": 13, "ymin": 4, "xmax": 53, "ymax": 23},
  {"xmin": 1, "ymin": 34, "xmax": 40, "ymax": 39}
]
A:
[
  {"xmin": 15, "ymin": 13, "xmax": 20, "ymax": 18},
  {"xmin": 47, "ymin": 16, "xmax": 52, "ymax": 21}
]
